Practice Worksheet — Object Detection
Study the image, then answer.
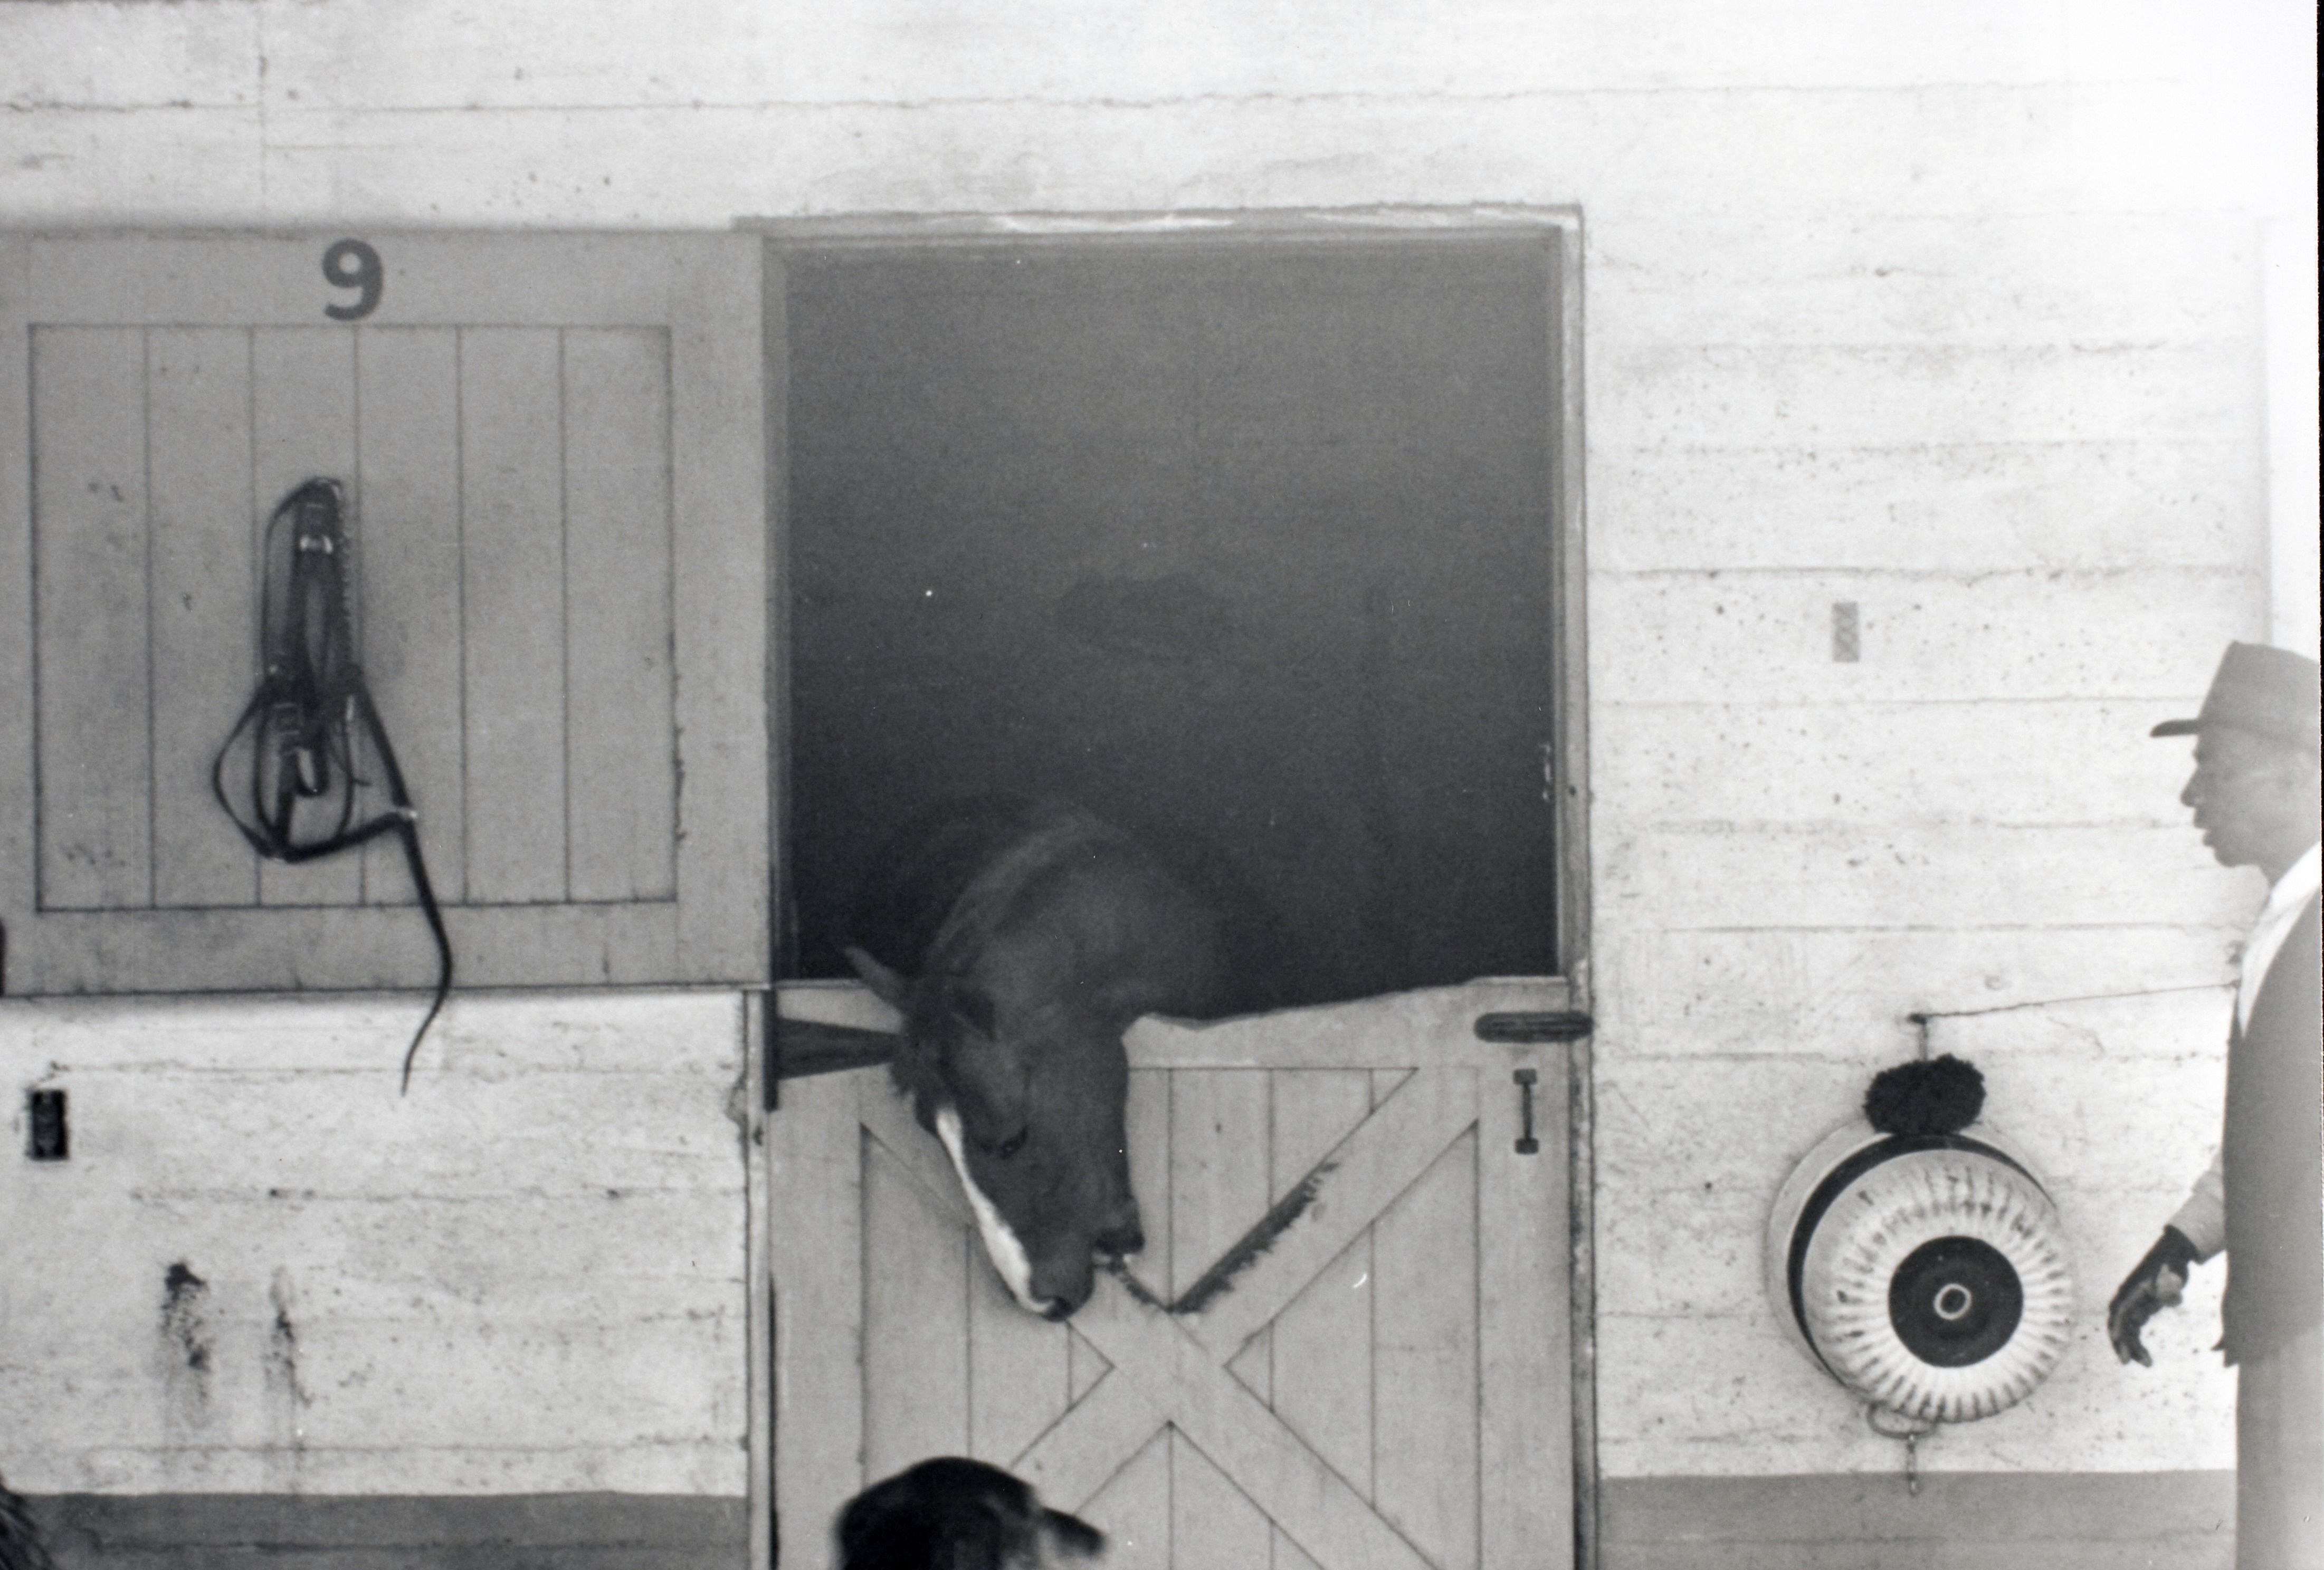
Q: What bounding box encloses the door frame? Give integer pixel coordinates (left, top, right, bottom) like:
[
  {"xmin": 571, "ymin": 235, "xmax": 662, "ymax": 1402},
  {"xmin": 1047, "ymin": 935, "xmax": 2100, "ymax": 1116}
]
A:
[{"xmin": 749, "ymin": 206, "xmax": 1596, "ymax": 1567}]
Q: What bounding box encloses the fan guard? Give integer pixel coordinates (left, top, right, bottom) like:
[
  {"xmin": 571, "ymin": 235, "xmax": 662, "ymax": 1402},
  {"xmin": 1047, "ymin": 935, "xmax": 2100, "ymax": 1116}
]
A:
[{"xmin": 1767, "ymin": 1120, "xmax": 2075, "ymax": 1423}]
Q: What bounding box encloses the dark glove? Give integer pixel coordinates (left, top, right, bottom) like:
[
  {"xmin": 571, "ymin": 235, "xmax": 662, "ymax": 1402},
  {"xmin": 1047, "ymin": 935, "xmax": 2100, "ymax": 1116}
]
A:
[{"xmin": 2108, "ymin": 1226, "xmax": 2201, "ymax": 1366}]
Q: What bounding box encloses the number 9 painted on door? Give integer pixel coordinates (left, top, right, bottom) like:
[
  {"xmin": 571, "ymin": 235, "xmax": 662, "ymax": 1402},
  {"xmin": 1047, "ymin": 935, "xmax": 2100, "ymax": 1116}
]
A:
[{"xmin": 322, "ymin": 238, "xmax": 384, "ymax": 321}]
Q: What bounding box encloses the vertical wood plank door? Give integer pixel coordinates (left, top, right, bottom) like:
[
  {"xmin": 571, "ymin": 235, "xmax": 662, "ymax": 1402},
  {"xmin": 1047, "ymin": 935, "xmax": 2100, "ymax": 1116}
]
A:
[
  {"xmin": 769, "ymin": 980, "xmax": 1576, "ymax": 1570},
  {"xmin": 0, "ymin": 233, "xmax": 767, "ymax": 995}
]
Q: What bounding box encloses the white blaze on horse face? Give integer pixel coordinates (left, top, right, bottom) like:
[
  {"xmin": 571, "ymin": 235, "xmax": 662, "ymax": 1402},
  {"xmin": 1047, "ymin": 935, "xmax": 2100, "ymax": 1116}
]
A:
[{"xmin": 935, "ymin": 1104, "xmax": 1053, "ymax": 1316}]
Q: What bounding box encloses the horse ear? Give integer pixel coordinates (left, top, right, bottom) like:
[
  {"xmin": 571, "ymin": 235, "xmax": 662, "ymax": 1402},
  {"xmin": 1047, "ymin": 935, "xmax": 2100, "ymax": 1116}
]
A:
[{"xmin": 844, "ymin": 944, "xmax": 912, "ymax": 1012}]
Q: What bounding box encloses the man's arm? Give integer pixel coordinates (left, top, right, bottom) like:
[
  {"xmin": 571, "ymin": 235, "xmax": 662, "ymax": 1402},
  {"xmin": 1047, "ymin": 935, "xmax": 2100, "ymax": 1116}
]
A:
[
  {"xmin": 2108, "ymin": 1151, "xmax": 2224, "ymax": 1366},
  {"xmin": 2165, "ymin": 1147, "xmax": 2226, "ymax": 1260}
]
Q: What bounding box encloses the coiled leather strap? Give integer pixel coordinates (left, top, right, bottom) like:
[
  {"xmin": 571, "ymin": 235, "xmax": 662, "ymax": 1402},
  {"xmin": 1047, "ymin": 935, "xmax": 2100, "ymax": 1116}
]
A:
[{"xmin": 212, "ymin": 478, "xmax": 452, "ymax": 1092}]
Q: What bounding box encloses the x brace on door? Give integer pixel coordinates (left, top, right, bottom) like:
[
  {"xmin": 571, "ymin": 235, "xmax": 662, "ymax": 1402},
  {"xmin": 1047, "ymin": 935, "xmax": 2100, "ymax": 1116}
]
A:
[{"xmin": 860, "ymin": 1069, "xmax": 1479, "ymax": 1570}]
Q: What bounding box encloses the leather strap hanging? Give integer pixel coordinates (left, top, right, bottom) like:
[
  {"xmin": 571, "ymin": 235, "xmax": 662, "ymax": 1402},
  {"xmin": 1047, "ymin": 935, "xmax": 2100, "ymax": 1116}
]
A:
[{"xmin": 212, "ymin": 478, "xmax": 452, "ymax": 1092}]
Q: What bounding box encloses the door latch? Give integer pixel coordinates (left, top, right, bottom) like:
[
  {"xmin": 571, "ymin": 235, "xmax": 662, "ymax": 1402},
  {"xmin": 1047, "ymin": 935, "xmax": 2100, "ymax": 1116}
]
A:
[{"xmin": 1513, "ymin": 1068, "xmax": 1539, "ymax": 1156}]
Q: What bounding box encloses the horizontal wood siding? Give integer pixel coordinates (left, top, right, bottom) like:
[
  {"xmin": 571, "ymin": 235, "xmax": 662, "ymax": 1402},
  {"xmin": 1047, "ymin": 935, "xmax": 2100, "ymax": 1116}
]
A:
[
  {"xmin": 0, "ymin": 990, "xmax": 750, "ymax": 1497},
  {"xmin": 1, "ymin": 0, "xmax": 2305, "ymax": 1511},
  {"xmin": 21, "ymin": 1493, "xmax": 747, "ymax": 1570},
  {"xmin": 1600, "ymin": 1471, "xmax": 2235, "ymax": 1569}
]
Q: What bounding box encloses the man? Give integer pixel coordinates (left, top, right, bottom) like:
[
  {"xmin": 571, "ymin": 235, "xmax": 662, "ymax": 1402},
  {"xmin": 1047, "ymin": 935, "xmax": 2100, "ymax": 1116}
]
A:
[{"xmin": 2109, "ymin": 641, "xmax": 2322, "ymax": 1569}]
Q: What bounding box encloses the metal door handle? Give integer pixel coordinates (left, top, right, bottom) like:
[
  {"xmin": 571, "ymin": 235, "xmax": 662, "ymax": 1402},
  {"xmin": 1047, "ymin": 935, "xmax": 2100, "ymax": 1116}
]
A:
[{"xmin": 1474, "ymin": 1011, "xmax": 1594, "ymax": 1043}]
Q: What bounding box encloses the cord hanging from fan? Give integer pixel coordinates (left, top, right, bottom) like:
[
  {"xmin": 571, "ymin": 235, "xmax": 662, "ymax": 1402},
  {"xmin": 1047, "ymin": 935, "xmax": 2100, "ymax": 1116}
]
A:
[{"xmin": 212, "ymin": 478, "xmax": 452, "ymax": 1093}]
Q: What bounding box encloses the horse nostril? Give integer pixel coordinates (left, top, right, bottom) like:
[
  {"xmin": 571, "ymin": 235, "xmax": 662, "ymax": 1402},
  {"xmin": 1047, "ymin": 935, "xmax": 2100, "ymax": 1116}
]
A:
[{"xmin": 1095, "ymin": 1224, "xmax": 1144, "ymax": 1262}]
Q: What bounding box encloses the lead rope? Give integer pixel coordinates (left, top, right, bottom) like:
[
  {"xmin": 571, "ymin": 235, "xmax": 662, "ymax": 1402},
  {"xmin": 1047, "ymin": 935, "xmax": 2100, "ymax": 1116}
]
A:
[{"xmin": 212, "ymin": 478, "xmax": 453, "ymax": 1093}]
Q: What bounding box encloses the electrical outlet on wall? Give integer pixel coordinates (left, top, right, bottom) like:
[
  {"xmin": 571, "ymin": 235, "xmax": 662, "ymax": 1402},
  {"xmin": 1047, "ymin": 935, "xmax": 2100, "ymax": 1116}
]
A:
[{"xmin": 27, "ymin": 1087, "xmax": 66, "ymax": 1161}]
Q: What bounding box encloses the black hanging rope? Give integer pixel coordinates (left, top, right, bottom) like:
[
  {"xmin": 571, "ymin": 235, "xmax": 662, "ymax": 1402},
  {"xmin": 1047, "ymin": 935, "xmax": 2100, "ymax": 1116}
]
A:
[{"xmin": 212, "ymin": 478, "xmax": 452, "ymax": 1093}]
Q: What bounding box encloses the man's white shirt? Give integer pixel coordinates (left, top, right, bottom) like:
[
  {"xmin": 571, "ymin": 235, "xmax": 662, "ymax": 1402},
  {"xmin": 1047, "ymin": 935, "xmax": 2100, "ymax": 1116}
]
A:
[{"xmin": 2167, "ymin": 839, "xmax": 2321, "ymax": 1260}]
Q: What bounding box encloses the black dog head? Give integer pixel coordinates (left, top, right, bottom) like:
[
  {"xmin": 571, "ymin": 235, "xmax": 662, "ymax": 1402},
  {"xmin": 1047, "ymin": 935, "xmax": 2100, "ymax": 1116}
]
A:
[{"xmin": 836, "ymin": 1457, "xmax": 1105, "ymax": 1570}]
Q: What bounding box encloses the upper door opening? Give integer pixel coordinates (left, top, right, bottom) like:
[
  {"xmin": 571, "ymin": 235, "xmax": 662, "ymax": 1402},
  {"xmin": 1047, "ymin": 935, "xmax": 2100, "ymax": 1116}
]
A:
[{"xmin": 779, "ymin": 223, "xmax": 1578, "ymax": 1009}]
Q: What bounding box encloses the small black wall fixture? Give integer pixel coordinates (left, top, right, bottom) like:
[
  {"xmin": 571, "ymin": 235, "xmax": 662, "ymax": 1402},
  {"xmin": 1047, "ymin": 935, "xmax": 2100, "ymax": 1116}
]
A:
[{"xmin": 28, "ymin": 1089, "xmax": 66, "ymax": 1162}]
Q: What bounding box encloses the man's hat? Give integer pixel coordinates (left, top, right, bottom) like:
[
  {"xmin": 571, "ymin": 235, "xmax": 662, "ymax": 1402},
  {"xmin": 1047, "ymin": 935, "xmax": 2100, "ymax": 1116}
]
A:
[{"xmin": 2151, "ymin": 642, "xmax": 2321, "ymax": 751}]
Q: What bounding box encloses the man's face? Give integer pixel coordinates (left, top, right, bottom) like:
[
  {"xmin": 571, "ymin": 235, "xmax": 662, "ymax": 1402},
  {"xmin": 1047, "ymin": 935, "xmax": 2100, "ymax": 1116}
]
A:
[{"xmin": 2179, "ymin": 724, "xmax": 2322, "ymax": 870}]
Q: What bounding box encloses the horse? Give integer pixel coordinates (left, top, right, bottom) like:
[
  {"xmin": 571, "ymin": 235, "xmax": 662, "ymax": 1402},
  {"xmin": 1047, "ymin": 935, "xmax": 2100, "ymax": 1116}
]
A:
[{"xmin": 841, "ymin": 797, "xmax": 1236, "ymax": 1319}]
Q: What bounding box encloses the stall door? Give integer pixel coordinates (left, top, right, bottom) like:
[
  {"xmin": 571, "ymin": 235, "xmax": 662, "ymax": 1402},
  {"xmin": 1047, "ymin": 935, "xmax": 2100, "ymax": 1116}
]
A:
[
  {"xmin": 768, "ymin": 979, "xmax": 1575, "ymax": 1570},
  {"xmin": 0, "ymin": 231, "xmax": 766, "ymax": 997}
]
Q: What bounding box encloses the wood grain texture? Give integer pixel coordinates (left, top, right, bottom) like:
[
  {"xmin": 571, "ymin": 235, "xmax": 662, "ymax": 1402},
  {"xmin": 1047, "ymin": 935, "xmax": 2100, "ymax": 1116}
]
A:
[
  {"xmin": 21, "ymin": 1492, "xmax": 749, "ymax": 1570},
  {"xmin": 1167, "ymin": 1070, "xmax": 1271, "ymax": 1303},
  {"xmin": 1082, "ymin": 1425, "xmax": 1172, "ymax": 1570},
  {"xmin": 562, "ymin": 326, "xmax": 676, "ymax": 904},
  {"xmin": 31, "ymin": 325, "xmax": 152, "ymax": 913},
  {"xmin": 14, "ymin": 899, "xmax": 682, "ymax": 993},
  {"xmin": 0, "ymin": 990, "xmax": 749, "ymax": 1497},
  {"xmin": 1373, "ymin": 1128, "xmax": 1481, "ymax": 1570},
  {"xmin": 780, "ymin": 990, "xmax": 1577, "ymax": 1569},
  {"xmin": 663, "ymin": 234, "xmax": 768, "ymax": 984},
  {"xmin": 1015, "ymin": 1347, "xmax": 1169, "ymax": 1518},
  {"xmin": 862, "ymin": 1131, "xmax": 971, "ymax": 1479},
  {"xmin": 352, "ymin": 326, "xmax": 464, "ymax": 910},
  {"xmin": 1126, "ymin": 1067, "xmax": 1174, "ymax": 1294},
  {"xmin": 1263, "ymin": 1069, "xmax": 1375, "ymax": 1494},
  {"xmin": 1069, "ymin": 1324, "xmax": 1111, "ymax": 1408},
  {"xmin": 969, "ymin": 1239, "xmax": 1072, "ymax": 1466},
  {"xmin": 457, "ymin": 326, "xmax": 567, "ymax": 906},
  {"xmin": 1268, "ymin": 1229, "xmax": 1375, "ymax": 1507},
  {"xmin": 1599, "ymin": 1471, "xmax": 2235, "ymax": 1569},
  {"xmin": 2, "ymin": 232, "xmax": 768, "ymax": 994},
  {"xmin": 146, "ymin": 327, "xmax": 259, "ymax": 910},
  {"xmin": 1480, "ymin": 1047, "xmax": 1574, "ymax": 1564},
  {"xmin": 766, "ymin": 1068, "xmax": 867, "ymax": 1559},
  {"xmin": 742, "ymin": 991, "xmax": 775, "ymax": 1570},
  {"xmin": 1187, "ymin": 1068, "xmax": 1474, "ymax": 1360},
  {"xmin": 0, "ymin": 239, "xmax": 32, "ymax": 952},
  {"xmin": 250, "ymin": 327, "xmax": 363, "ymax": 908},
  {"xmin": 1068, "ymin": 1279, "xmax": 1435, "ymax": 1570},
  {"xmin": 21, "ymin": 234, "xmax": 697, "ymax": 330},
  {"xmin": 1171, "ymin": 1428, "xmax": 1272, "ymax": 1570},
  {"xmin": 1122, "ymin": 982, "xmax": 1580, "ymax": 1069}
]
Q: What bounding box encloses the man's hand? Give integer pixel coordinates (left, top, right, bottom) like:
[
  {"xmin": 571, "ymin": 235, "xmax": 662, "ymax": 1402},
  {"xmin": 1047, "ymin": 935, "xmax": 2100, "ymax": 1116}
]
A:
[{"xmin": 2108, "ymin": 1227, "xmax": 2202, "ymax": 1366}]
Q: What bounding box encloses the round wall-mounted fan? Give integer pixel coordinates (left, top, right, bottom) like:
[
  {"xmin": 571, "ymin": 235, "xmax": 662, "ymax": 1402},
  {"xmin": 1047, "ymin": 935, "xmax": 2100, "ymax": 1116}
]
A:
[{"xmin": 1766, "ymin": 1057, "xmax": 2076, "ymax": 1424}]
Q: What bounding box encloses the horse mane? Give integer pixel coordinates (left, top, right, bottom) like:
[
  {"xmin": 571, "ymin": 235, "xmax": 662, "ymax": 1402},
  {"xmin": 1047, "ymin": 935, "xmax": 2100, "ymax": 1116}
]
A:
[{"xmin": 919, "ymin": 802, "xmax": 1136, "ymax": 983}]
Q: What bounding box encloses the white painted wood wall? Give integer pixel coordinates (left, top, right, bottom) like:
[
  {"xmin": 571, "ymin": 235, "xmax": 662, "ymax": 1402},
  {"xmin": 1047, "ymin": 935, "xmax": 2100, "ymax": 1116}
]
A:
[
  {"xmin": 0, "ymin": 991, "xmax": 750, "ymax": 1495},
  {"xmin": 2, "ymin": 0, "xmax": 2313, "ymax": 1497}
]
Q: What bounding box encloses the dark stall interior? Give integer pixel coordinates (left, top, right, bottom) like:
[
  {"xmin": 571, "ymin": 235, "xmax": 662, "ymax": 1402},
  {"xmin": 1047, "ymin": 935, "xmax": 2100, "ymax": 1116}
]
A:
[{"xmin": 783, "ymin": 235, "xmax": 1564, "ymax": 1007}]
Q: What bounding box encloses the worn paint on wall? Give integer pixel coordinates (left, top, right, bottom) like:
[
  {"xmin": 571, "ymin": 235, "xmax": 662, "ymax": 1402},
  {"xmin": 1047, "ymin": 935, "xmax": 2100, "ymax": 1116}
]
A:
[
  {"xmin": 0, "ymin": 0, "xmax": 2310, "ymax": 1489},
  {"xmin": 0, "ymin": 991, "xmax": 749, "ymax": 1495}
]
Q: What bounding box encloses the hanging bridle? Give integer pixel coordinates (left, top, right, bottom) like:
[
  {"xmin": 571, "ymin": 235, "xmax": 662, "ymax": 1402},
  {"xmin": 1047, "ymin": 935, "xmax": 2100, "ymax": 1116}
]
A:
[{"xmin": 212, "ymin": 478, "xmax": 452, "ymax": 1092}]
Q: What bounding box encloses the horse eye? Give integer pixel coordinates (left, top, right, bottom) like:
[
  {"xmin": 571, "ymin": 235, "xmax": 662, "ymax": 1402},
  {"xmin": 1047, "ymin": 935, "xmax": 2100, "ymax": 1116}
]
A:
[{"xmin": 993, "ymin": 1128, "xmax": 1027, "ymax": 1161}]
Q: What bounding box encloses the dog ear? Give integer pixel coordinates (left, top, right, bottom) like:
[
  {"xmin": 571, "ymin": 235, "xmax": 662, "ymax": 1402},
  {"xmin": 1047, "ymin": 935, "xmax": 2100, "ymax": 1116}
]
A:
[{"xmin": 1039, "ymin": 1506, "xmax": 1107, "ymax": 1562}]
